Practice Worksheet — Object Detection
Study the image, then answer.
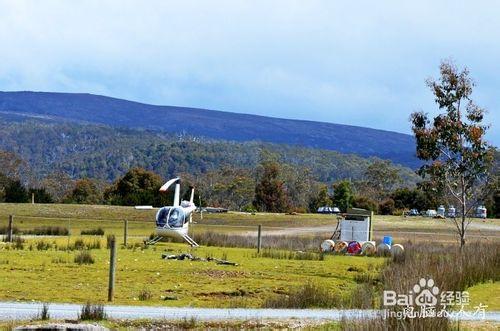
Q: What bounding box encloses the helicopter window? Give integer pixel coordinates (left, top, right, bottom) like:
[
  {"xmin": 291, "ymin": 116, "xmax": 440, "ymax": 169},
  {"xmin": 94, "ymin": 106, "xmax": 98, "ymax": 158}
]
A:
[
  {"xmin": 156, "ymin": 207, "xmax": 170, "ymax": 227},
  {"xmin": 167, "ymin": 208, "xmax": 185, "ymax": 228}
]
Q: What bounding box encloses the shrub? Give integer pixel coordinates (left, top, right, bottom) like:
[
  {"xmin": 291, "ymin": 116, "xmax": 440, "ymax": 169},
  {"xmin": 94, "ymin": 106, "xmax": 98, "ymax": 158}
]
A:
[
  {"xmin": 79, "ymin": 302, "xmax": 106, "ymax": 320},
  {"xmin": 254, "ymin": 248, "xmax": 324, "ymax": 261},
  {"xmin": 179, "ymin": 317, "xmax": 198, "ymax": 329},
  {"xmin": 37, "ymin": 303, "xmax": 50, "ymax": 320},
  {"xmin": 73, "ymin": 238, "xmax": 86, "ymax": 250},
  {"xmin": 12, "ymin": 236, "xmax": 25, "ymax": 249},
  {"xmin": 352, "ymin": 196, "xmax": 378, "ymax": 212},
  {"xmin": 263, "ymin": 282, "xmax": 342, "ymax": 308},
  {"xmin": 51, "ymin": 256, "xmax": 69, "ymax": 264},
  {"xmin": 138, "ymin": 288, "xmax": 153, "ymax": 301},
  {"xmin": 25, "ymin": 226, "xmax": 69, "ymax": 236},
  {"xmin": 74, "ymin": 250, "xmax": 95, "ymax": 265},
  {"xmin": 36, "ymin": 240, "xmax": 51, "ymax": 251},
  {"xmin": 0, "ymin": 226, "xmax": 20, "ymax": 235},
  {"xmin": 378, "ymin": 198, "xmax": 395, "ymax": 215},
  {"xmin": 81, "ymin": 228, "xmax": 105, "ymax": 236}
]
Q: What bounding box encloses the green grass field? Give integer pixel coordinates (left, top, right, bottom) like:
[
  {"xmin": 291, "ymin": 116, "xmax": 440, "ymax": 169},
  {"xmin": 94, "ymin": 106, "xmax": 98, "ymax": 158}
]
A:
[
  {"xmin": 0, "ymin": 203, "xmax": 498, "ymax": 309},
  {"xmin": 0, "ymin": 239, "xmax": 383, "ymax": 307}
]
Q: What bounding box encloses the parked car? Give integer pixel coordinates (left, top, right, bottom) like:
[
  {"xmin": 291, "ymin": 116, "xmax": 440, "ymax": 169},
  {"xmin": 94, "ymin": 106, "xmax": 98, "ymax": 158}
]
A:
[
  {"xmin": 407, "ymin": 209, "xmax": 419, "ymax": 216},
  {"xmin": 317, "ymin": 206, "xmax": 341, "ymax": 214},
  {"xmin": 424, "ymin": 209, "xmax": 437, "ymax": 217}
]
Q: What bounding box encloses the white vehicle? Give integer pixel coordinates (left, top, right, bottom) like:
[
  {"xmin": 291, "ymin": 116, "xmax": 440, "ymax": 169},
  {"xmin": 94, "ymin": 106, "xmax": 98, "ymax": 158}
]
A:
[
  {"xmin": 137, "ymin": 177, "xmax": 198, "ymax": 246},
  {"xmin": 437, "ymin": 205, "xmax": 446, "ymax": 217},
  {"xmin": 476, "ymin": 206, "xmax": 487, "ymax": 219},
  {"xmin": 317, "ymin": 206, "xmax": 341, "ymax": 214},
  {"xmin": 447, "ymin": 206, "xmax": 456, "ymax": 218},
  {"xmin": 424, "ymin": 209, "xmax": 437, "ymax": 217}
]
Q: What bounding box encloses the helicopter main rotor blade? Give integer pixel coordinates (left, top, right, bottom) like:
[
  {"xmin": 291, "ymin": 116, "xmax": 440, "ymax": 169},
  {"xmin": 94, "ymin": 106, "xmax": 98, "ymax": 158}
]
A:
[{"xmin": 159, "ymin": 177, "xmax": 180, "ymax": 192}]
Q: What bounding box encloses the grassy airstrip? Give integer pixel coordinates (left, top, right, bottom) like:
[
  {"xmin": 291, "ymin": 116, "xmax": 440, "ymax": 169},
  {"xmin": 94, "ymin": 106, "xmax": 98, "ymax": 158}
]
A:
[{"xmin": 0, "ymin": 203, "xmax": 499, "ymax": 309}]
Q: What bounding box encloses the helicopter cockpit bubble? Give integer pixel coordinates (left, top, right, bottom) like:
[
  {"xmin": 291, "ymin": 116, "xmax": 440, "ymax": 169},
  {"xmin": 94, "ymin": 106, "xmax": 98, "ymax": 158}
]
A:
[
  {"xmin": 156, "ymin": 207, "xmax": 170, "ymax": 227},
  {"xmin": 167, "ymin": 207, "xmax": 185, "ymax": 228}
]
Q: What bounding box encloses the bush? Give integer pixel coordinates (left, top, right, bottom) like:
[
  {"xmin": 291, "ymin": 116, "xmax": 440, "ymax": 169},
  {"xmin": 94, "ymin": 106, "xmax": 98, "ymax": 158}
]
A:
[
  {"xmin": 79, "ymin": 302, "xmax": 106, "ymax": 320},
  {"xmin": 352, "ymin": 196, "xmax": 378, "ymax": 212},
  {"xmin": 254, "ymin": 248, "xmax": 324, "ymax": 261},
  {"xmin": 242, "ymin": 204, "xmax": 257, "ymax": 213},
  {"xmin": 74, "ymin": 238, "xmax": 86, "ymax": 250},
  {"xmin": 37, "ymin": 303, "xmax": 50, "ymax": 320},
  {"xmin": 0, "ymin": 226, "xmax": 20, "ymax": 235},
  {"xmin": 378, "ymin": 198, "xmax": 395, "ymax": 215},
  {"xmin": 263, "ymin": 282, "xmax": 342, "ymax": 308},
  {"xmin": 3, "ymin": 235, "xmax": 25, "ymax": 249},
  {"xmin": 74, "ymin": 250, "xmax": 95, "ymax": 265},
  {"xmin": 24, "ymin": 226, "xmax": 69, "ymax": 236},
  {"xmin": 81, "ymin": 228, "xmax": 105, "ymax": 236},
  {"xmin": 36, "ymin": 240, "xmax": 51, "ymax": 251},
  {"xmin": 138, "ymin": 288, "xmax": 153, "ymax": 301}
]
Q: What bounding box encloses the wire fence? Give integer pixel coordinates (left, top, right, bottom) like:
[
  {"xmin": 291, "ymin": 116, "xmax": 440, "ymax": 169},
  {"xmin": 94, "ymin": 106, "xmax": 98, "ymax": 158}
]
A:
[{"xmin": 2, "ymin": 214, "xmax": 499, "ymax": 241}]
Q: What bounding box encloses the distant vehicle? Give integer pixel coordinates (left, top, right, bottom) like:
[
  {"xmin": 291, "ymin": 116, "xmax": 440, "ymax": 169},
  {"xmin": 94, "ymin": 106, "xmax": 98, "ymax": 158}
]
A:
[
  {"xmin": 476, "ymin": 206, "xmax": 487, "ymax": 219},
  {"xmin": 447, "ymin": 206, "xmax": 456, "ymax": 218},
  {"xmin": 407, "ymin": 209, "xmax": 419, "ymax": 216},
  {"xmin": 424, "ymin": 209, "xmax": 437, "ymax": 217},
  {"xmin": 317, "ymin": 206, "xmax": 340, "ymax": 214},
  {"xmin": 437, "ymin": 205, "xmax": 446, "ymax": 217}
]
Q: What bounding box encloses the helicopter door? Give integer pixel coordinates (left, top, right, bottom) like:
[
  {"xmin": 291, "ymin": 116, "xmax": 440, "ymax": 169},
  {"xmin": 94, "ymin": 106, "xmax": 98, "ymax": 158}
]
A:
[{"xmin": 167, "ymin": 207, "xmax": 185, "ymax": 228}]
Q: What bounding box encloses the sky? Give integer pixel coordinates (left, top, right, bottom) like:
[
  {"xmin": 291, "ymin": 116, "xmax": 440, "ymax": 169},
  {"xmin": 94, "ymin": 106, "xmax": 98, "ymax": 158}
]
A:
[{"xmin": 0, "ymin": 0, "xmax": 498, "ymax": 144}]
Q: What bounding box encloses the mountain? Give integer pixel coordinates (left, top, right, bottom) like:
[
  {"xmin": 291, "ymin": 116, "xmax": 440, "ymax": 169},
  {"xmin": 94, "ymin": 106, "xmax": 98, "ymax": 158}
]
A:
[
  {"xmin": 0, "ymin": 91, "xmax": 418, "ymax": 167},
  {"xmin": 0, "ymin": 116, "xmax": 418, "ymax": 184}
]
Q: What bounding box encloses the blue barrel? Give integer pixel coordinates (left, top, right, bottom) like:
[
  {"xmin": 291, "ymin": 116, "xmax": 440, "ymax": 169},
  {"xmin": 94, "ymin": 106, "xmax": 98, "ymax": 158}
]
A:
[{"xmin": 383, "ymin": 236, "xmax": 393, "ymax": 246}]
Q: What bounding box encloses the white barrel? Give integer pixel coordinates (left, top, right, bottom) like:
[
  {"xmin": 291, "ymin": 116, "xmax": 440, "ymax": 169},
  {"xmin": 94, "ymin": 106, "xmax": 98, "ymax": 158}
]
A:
[
  {"xmin": 334, "ymin": 241, "xmax": 348, "ymax": 253},
  {"xmin": 320, "ymin": 239, "xmax": 335, "ymax": 253},
  {"xmin": 377, "ymin": 243, "xmax": 391, "ymax": 256},
  {"xmin": 391, "ymin": 244, "xmax": 405, "ymax": 257},
  {"xmin": 361, "ymin": 241, "xmax": 377, "ymax": 256}
]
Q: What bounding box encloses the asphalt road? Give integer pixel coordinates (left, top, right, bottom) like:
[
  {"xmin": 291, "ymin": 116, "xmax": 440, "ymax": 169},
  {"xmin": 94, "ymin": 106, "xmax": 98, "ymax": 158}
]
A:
[{"xmin": 1, "ymin": 302, "xmax": 498, "ymax": 322}]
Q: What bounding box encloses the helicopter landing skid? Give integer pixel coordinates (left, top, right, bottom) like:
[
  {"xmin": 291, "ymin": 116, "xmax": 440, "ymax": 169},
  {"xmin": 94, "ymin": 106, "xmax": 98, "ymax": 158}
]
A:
[
  {"xmin": 145, "ymin": 234, "xmax": 199, "ymax": 247},
  {"xmin": 145, "ymin": 236, "xmax": 163, "ymax": 245},
  {"xmin": 182, "ymin": 233, "xmax": 199, "ymax": 247}
]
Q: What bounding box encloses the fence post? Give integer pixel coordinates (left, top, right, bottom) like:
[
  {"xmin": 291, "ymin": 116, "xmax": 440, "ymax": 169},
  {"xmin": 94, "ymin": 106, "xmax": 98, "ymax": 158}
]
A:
[
  {"xmin": 123, "ymin": 219, "xmax": 128, "ymax": 246},
  {"xmin": 257, "ymin": 224, "xmax": 262, "ymax": 253},
  {"xmin": 7, "ymin": 215, "xmax": 13, "ymax": 243},
  {"xmin": 108, "ymin": 236, "xmax": 116, "ymax": 302}
]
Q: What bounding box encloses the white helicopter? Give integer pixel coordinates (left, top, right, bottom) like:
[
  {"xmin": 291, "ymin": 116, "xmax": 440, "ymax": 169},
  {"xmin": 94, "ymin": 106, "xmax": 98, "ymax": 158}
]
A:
[{"xmin": 139, "ymin": 177, "xmax": 199, "ymax": 247}]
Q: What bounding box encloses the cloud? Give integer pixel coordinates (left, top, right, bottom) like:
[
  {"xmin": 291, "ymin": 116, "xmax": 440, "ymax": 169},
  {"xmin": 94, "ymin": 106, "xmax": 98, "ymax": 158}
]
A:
[{"xmin": 0, "ymin": 0, "xmax": 498, "ymax": 144}]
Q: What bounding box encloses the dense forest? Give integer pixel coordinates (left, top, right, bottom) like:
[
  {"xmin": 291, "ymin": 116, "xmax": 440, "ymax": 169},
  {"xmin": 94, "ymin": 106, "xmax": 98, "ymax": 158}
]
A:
[{"xmin": 0, "ymin": 115, "xmax": 417, "ymax": 184}]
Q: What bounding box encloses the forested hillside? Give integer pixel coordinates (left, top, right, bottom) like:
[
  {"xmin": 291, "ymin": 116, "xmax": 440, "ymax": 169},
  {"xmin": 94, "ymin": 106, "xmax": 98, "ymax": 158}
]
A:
[
  {"xmin": 0, "ymin": 114, "xmax": 417, "ymax": 184},
  {"xmin": 0, "ymin": 91, "xmax": 419, "ymax": 167}
]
